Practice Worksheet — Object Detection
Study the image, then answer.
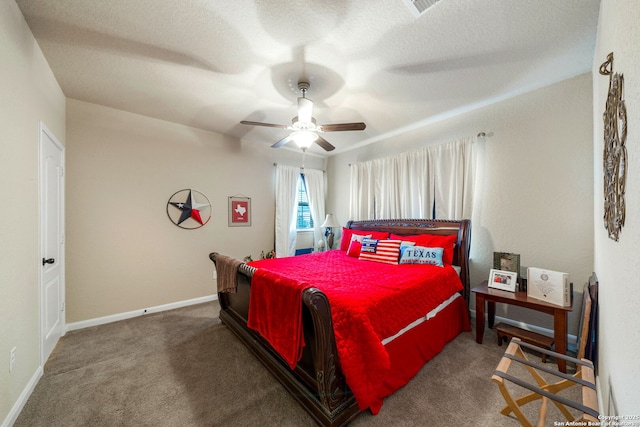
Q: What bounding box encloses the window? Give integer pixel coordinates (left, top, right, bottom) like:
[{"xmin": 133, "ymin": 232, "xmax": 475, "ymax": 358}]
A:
[{"xmin": 296, "ymin": 174, "xmax": 313, "ymax": 229}]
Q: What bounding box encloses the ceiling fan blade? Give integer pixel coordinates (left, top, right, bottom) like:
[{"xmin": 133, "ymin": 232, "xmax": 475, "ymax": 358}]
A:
[
  {"xmin": 319, "ymin": 122, "xmax": 366, "ymax": 132},
  {"xmin": 297, "ymin": 97, "xmax": 314, "ymax": 123},
  {"xmin": 314, "ymin": 135, "xmax": 335, "ymax": 151},
  {"xmin": 241, "ymin": 120, "xmax": 289, "ymax": 129},
  {"xmin": 271, "ymin": 134, "xmax": 294, "ymax": 148}
]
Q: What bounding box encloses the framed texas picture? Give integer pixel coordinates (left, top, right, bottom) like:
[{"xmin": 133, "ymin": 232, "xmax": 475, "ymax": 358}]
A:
[
  {"xmin": 493, "ymin": 252, "xmax": 521, "ymax": 276},
  {"xmin": 488, "ymin": 269, "xmax": 518, "ymax": 292},
  {"xmin": 228, "ymin": 196, "xmax": 251, "ymax": 227}
]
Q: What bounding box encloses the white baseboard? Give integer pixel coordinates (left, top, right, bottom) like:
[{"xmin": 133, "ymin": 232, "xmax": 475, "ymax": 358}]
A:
[
  {"xmin": 1, "ymin": 366, "xmax": 43, "ymax": 427},
  {"xmin": 66, "ymin": 294, "xmax": 218, "ymax": 332},
  {"xmin": 469, "ymin": 309, "xmax": 578, "ymax": 347}
]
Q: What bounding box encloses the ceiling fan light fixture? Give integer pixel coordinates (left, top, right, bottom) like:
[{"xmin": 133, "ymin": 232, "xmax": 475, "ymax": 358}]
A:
[
  {"xmin": 240, "ymin": 80, "xmax": 363, "ymax": 152},
  {"xmin": 292, "ymin": 116, "xmax": 316, "ymax": 131},
  {"xmin": 291, "ymin": 131, "xmax": 318, "ymax": 150}
]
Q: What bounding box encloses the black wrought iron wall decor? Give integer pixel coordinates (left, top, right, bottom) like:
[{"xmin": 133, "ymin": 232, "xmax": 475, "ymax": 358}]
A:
[{"xmin": 599, "ymin": 52, "xmax": 627, "ymax": 242}]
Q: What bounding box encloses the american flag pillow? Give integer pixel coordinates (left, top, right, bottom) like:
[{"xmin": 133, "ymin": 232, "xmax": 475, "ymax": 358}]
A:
[{"xmin": 358, "ymin": 238, "xmax": 402, "ymax": 265}]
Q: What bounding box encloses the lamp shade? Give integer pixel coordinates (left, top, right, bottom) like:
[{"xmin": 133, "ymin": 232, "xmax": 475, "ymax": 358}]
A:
[
  {"xmin": 291, "ymin": 131, "xmax": 317, "ymax": 149},
  {"xmin": 321, "ymin": 213, "xmax": 340, "ymax": 228}
]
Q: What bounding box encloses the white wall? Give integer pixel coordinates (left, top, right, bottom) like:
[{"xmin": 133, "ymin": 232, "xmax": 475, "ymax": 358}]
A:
[
  {"xmin": 65, "ymin": 99, "xmax": 325, "ymax": 322},
  {"xmin": 328, "ymin": 73, "xmax": 594, "ymax": 336},
  {"xmin": 0, "ymin": 1, "xmax": 66, "ymax": 424},
  {"xmin": 592, "ymin": 0, "xmax": 640, "ymax": 415}
]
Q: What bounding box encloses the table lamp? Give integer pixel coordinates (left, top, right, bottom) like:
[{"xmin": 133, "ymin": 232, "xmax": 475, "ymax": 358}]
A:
[{"xmin": 321, "ymin": 213, "xmax": 341, "ymax": 250}]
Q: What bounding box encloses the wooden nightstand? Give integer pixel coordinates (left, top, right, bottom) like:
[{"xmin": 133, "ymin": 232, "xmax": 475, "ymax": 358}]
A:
[{"xmin": 472, "ymin": 280, "xmax": 573, "ymax": 373}]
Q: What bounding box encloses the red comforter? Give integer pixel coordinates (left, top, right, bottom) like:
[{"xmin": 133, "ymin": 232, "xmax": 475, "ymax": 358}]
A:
[{"xmin": 247, "ymin": 250, "xmax": 464, "ymax": 414}]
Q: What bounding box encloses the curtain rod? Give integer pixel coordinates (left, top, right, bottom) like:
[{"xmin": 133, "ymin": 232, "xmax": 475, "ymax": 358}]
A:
[
  {"xmin": 348, "ymin": 131, "xmax": 491, "ymax": 167},
  {"xmin": 273, "ymin": 163, "xmax": 325, "ymax": 173}
]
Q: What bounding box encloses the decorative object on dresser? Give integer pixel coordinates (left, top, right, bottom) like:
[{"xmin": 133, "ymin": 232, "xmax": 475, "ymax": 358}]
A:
[
  {"xmin": 599, "ymin": 52, "xmax": 627, "ymax": 242},
  {"xmin": 210, "ymin": 218, "xmax": 472, "ymax": 426},
  {"xmin": 320, "ymin": 213, "xmax": 341, "ymax": 249},
  {"xmin": 488, "ymin": 269, "xmax": 518, "ymax": 292},
  {"xmin": 526, "ymin": 267, "xmax": 571, "ymax": 307},
  {"xmin": 493, "ymin": 252, "xmax": 520, "ymax": 276}
]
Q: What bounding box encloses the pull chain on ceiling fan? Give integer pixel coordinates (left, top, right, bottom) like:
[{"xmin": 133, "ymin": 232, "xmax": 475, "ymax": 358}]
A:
[{"xmin": 240, "ymin": 80, "xmax": 366, "ymax": 152}]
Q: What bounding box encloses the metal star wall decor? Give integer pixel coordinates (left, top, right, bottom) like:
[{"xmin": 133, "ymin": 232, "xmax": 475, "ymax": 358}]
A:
[
  {"xmin": 599, "ymin": 52, "xmax": 627, "ymax": 242},
  {"xmin": 167, "ymin": 189, "xmax": 211, "ymax": 229}
]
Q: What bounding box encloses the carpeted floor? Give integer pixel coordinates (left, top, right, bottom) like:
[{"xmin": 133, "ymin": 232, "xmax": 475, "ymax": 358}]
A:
[{"xmin": 15, "ymin": 300, "xmax": 582, "ymax": 426}]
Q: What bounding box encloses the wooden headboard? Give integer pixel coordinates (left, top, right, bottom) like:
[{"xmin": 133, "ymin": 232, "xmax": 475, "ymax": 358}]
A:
[{"xmin": 346, "ymin": 218, "xmax": 472, "ymax": 302}]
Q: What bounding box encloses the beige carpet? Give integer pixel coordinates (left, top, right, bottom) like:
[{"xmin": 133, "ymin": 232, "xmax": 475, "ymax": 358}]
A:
[{"xmin": 15, "ymin": 300, "xmax": 583, "ymax": 426}]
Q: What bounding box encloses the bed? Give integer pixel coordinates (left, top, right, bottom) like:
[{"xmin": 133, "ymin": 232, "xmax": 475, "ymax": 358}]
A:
[{"xmin": 209, "ymin": 218, "xmax": 472, "ymax": 426}]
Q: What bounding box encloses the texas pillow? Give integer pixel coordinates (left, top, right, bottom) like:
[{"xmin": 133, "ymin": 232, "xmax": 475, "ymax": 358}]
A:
[
  {"xmin": 399, "ymin": 245, "xmax": 444, "ymax": 267},
  {"xmin": 390, "ymin": 233, "xmax": 456, "ymax": 265}
]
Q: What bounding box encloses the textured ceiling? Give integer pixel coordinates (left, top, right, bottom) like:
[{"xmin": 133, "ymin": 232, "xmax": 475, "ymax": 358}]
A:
[{"xmin": 16, "ymin": 0, "xmax": 601, "ymax": 156}]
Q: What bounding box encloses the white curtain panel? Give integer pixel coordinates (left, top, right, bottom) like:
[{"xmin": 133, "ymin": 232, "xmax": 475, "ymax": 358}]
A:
[
  {"xmin": 302, "ymin": 168, "xmax": 326, "ymax": 248},
  {"xmin": 377, "ymin": 157, "xmax": 401, "ymax": 219},
  {"xmin": 395, "ymin": 150, "xmax": 434, "ymax": 218},
  {"xmin": 431, "ymin": 136, "xmax": 476, "ymax": 220},
  {"xmin": 349, "ymin": 161, "xmax": 376, "ymax": 220},
  {"xmin": 350, "ymin": 148, "xmax": 434, "ymax": 219},
  {"xmin": 349, "ymin": 136, "xmax": 476, "ymax": 221},
  {"xmin": 275, "ymin": 164, "xmax": 299, "ymax": 257}
]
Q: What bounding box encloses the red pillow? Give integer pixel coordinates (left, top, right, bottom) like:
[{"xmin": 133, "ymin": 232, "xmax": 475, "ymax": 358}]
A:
[
  {"xmin": 346, "ymin": 233, "xmax": 370, "ymax": 257},
  {"xmin": 340, "ymin": 228, "xmax": 390, "ymax": 251},
  {"xmin": 390, "ymin": 233, "xmax": 457, "ymax": 265}
]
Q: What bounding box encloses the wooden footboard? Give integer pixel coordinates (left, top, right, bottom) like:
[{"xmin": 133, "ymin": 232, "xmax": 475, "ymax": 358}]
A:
[{"xmin": 210, "ymin": 253, "xmax": 360, "ymax": 427}]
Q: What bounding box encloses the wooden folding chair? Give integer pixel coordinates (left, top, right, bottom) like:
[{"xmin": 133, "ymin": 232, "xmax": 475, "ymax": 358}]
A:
[{"xmin": 491, "ymin": 278, "xmax": 599, "ymax": 426}]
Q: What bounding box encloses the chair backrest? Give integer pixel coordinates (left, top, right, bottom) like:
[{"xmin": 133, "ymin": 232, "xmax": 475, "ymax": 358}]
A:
[
  {"xmin": 575, "ymin": 283, "xmax": 592, "ymax": 360},
  {"xmin": 585, "ymin": 273, "xmax": 599, "ymax": 369},
  {"xmin": 575, "ymin": 272, "xmax": 598, "ymax": 361}
]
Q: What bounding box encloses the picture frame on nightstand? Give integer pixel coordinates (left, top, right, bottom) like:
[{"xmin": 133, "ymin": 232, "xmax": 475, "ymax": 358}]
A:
[
  {"xmin": 493, "ymin": 252, "xmax": 521, "ymax": 276},
  {"xmin": 488, "ymin": 269, "xmax": 518, "ymax": 292}
]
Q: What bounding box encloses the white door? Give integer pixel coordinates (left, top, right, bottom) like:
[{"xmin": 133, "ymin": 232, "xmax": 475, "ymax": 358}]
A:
[{"xmin": 40, "ymin": 123, "xmax": 65, "ymax": 363}]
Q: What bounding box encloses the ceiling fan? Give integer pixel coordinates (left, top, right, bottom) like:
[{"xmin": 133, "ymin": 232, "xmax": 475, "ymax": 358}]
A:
[{"xmin": 240, "ymin": 80, "xmax": 366, "ymax": 152}]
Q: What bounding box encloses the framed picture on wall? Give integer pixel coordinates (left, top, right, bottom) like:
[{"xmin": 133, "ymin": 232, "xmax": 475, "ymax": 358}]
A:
[
  {"xmin": 228, "ymin": 196, "xmax": 251, "ymax": 227},
  {"xmin": 493, "ymin": 252, "xmax": 521, "ymax": 276},
  {"xmin": 488, "ymin": 269, "xmax": 518, "ymax": 292}
]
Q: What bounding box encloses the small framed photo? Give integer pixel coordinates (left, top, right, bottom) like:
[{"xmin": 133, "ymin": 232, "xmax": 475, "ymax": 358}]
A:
[
  {"xmin": 488, "ymin": 269, "xmax": 518, "ymax": 292},
  {"xmin": 493, "ymin": 252, "xmax": 521, "ymax": 276},
  {"xmin": 228, "ymin": 196, "xmax": 251, "ymax": 227}
]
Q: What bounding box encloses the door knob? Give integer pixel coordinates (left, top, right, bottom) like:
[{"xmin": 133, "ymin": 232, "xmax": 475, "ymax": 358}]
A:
[{"xmin": 42, "ymin": 258, "xmax": 55, "ymax": 266}]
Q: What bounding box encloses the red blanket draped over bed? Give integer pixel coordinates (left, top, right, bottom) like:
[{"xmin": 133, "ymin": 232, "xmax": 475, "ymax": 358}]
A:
[
  {"xmin": 247, "ymin": 269, "xmax": 310, "ymax": 370},
  {"xmin": 247, "ymin": 250, "xmax": 464, "ymax": 414}
]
